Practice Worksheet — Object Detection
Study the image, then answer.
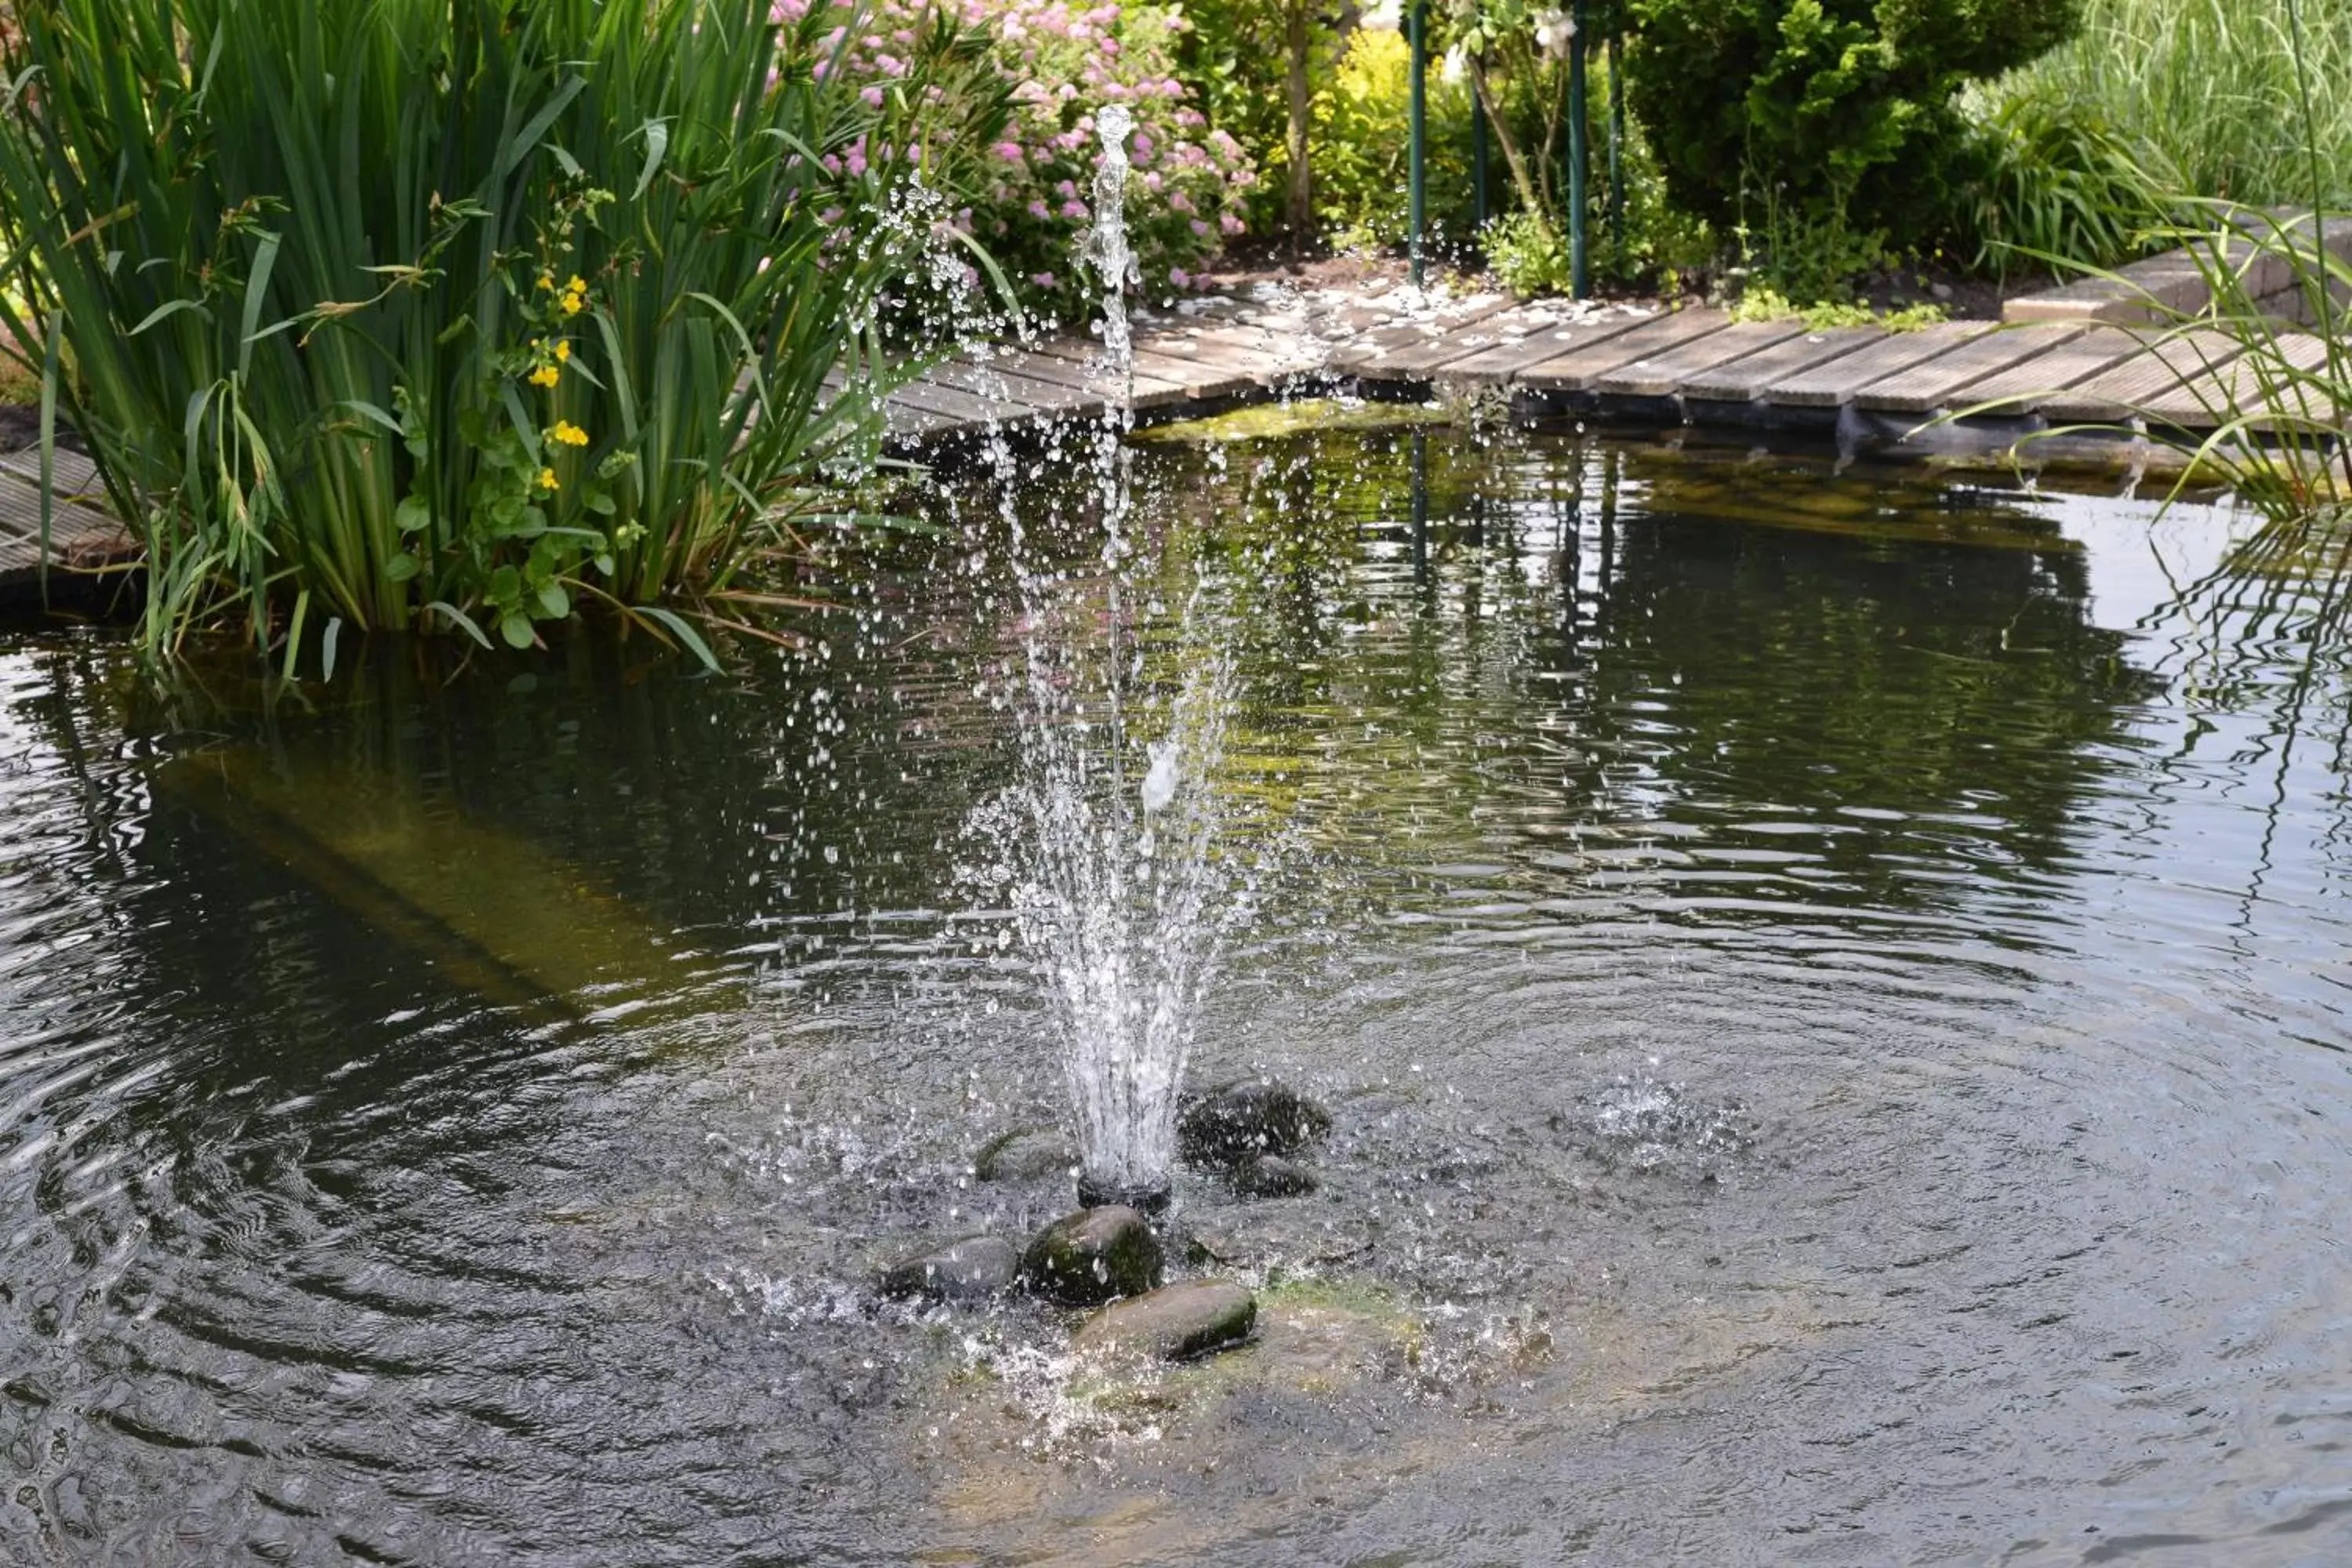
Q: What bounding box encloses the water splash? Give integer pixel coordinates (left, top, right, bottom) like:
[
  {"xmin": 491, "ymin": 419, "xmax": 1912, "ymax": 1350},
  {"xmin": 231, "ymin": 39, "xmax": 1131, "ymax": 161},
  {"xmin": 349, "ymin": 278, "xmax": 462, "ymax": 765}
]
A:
[
  {"xmin": 960, "ymin": 103, "xmax": 1242, "ymax": 1206},
  {"xmin": 990, "ymin": 623, "xmax": 1236, "ymax": 1204},
  {"xmin": 1079, "ymin": 104, "xmax": 1138, "ymax": 388}
]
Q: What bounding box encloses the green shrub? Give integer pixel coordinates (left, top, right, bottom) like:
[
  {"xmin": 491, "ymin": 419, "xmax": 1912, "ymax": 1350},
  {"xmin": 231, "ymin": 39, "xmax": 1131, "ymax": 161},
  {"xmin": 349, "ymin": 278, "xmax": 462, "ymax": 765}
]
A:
[
  {"xmin": 1624, "ymin": 0, "xmax": 2085, "ymax": 282},
  {"xmin": 1728, "ymin": 286, "xmax": 1946, "ymax": 329},
  {"xmin": 1311, "ymin": 27, "xmax": 1478, "ymax": 251},
  {"xmin": 1483, "ymin": 209, "xmax": 1575, "ymax": 296},
  {"xmin": 0, "ymin": 0, "xmax": 941, "ymax": 669}
]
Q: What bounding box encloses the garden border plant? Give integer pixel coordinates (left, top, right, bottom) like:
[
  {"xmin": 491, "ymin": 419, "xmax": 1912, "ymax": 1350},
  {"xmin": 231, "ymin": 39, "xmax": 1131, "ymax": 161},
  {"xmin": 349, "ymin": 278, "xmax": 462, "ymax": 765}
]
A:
[{"xmin": 0, "ymin": 0, "xmax": 966, "ymax": 673}]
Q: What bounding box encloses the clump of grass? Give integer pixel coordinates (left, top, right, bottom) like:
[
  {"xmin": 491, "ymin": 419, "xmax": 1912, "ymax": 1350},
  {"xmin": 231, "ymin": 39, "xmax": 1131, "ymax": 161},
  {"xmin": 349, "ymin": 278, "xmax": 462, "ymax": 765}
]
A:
[
  {"xmin": 1973, "ymin": 0, "xmax": 2352, "ymax": 217},
  {"xmin": 0, "ymin": 0, "xmax": 962, "ymax": 670},
  {"xmin": 1966, "ymin": 88, "xmax": 2181, "ymax": 272}
]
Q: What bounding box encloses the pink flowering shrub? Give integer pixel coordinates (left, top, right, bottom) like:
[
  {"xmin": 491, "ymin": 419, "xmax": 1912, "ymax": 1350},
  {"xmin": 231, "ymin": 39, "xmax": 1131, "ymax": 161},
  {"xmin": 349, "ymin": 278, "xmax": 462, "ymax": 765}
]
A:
[{"xmin": 808, "ymin": 0, "xmax": 1255, "ymax": 323}]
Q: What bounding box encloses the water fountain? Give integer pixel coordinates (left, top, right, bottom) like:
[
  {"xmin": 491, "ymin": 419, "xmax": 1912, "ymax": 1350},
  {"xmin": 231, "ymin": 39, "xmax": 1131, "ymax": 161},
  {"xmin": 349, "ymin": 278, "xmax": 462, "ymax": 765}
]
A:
[{"xmin": 967, "ymin": 103, "xmax": 1243, "ymax": 1216}]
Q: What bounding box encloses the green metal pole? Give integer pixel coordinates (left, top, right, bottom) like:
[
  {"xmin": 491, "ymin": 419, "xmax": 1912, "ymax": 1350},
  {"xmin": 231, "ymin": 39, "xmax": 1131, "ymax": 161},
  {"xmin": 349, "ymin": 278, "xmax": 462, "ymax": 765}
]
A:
[
  {"xmin": 1409, "ymin": 1, "xmax": 1427, "ymax": 285},
  {"xmin": 1568, "ymin": 0, "xmax": 1590, "ymax": 298},
  {"xmin": 1607, "ymin": 28, "xmax": 1625, "ymax": 260},
  {"xmin": 1472, "ymin": 87, "xmax": 1490, "ymax": 230}
]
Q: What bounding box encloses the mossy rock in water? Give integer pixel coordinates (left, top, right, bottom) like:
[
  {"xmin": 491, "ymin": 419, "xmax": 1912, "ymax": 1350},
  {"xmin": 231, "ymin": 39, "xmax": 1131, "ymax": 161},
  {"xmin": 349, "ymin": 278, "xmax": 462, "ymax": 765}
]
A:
[
  {"xmin": 877, "ymin": 1235, "xmax": 1020, "ymax": 1305},
  {"xmin": 1179, "ymin": 1079, "xmax": 1332, "ymax": 1163},
  {"xmin": 1229, "ymin": 1152, "xmax": 1318, "ymax": 1198},
  {"xmin": 973, "ymin": 1127, "xmax": 1078, "ymax": 1183},
  {"xmin": 1019, "ymin": 1206, "xmax": 1164, "ymax": 1305},
  {"xmin": 1073, "ymin": 1279, "xmax": 1257, "ymax": 1363}
]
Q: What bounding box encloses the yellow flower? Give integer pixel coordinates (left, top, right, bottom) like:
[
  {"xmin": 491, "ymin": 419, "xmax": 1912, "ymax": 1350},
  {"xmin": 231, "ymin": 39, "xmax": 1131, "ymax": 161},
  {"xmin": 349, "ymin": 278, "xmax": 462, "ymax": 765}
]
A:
[
  {"xmin": 537, "ymin": 272, "xmax": 555, "ymax": 292},
  {"xmin": 550, "ymin": 420, "xmax": 589, "ymax": 448},
  {"xmin": 528, "ymin": 364, "xmax": 561, "ymax": 388},
  {"xmin": 554, "ymin": 339, "xmax": 571, "ymax": 363},
  {"xmin": 560, "ymin": 292, "xmax": 584, "ymax": 317},
  {"xmin": 537, "ymin": 466, "xmax": 559, "ymax": 492},
  {"xmin": 565, "ymin": 274, "xmax": 586, "ymax": 295}
]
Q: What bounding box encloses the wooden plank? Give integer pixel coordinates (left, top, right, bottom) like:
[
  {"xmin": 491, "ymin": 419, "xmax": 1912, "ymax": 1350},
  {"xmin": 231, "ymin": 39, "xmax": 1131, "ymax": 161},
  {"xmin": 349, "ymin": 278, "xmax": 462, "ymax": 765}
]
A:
[
  {"xmin": 884, "ymin": 376, "xmax": 1022, "ymax": 426},
  {"xmin": 0, "ymin": 465, "xmax": 132, "ymax": 586},
  {"xmin": 1370, "ymin": 312, "xmax": 1566, "ymax": 376},
  {"xmin": 1853, "ymin": 324, "xmax": 2086, "ymax": 412},
  {"xmin": 1518, "ymin": 308, "xmax": 1733, "ymax": 393},
  {"xmin": 993, "ymin": 341, "xmax": 1189, "ymax": 399},
  {"xmin": 1945, "ymin": 328, "xmax": 2144, "ymax": 414},
  {"xmin": 921, "ymin": 358, "xmax": 1104, "ymax": 417},
  {"xmin": 1326, "ymin": 296, "xmax": 1524, "ymax": 376},
  {"xmin": 2038, "ymin": 329, "xmax": 2244, "ymax": 423},
  {"xmin": 1015, "ymin": 341, "xmax": 1199, "ymax": 408},
  {"xmin": 0, "ymin": 446, "xmax": 99, "ymax": 498},
  {"xmin": 1593, "ymin": 318, "xmax": 1809, "ymax": 398},
  {"xmin": 0, "ymin": 472, "xmax": 118, "ymax": 550},
  {"xmin": 1123, "ymin": 347, "xmax": 1266, "ymax": 401},
  {"xmin": 1182, "ymin": 324, "xmax": 1325, "ymax": 375},
  {"xmin": 1760, "ymin": 322, "xmax": 1987, "ymax": 407},
  {"xmin": 1677, "ymin": 326, "xmax": 1886, "ymax": 402},
  {"xmin": 1429, "ymin": 310, "xmax": 1657, "ymax": 383},
  {"xmin": 2140, "ymin": 332, "xmax": 2336, "ymax": 429},
  {"xmin": 880, "ymin": 401, "xmax": 957, "ymax": 441}
]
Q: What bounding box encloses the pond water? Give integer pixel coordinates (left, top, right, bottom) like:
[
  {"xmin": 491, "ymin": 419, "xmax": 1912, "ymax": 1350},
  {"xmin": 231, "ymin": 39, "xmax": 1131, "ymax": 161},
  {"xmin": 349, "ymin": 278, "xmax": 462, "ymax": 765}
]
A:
[{"xmin": 3, "ymin": 419, "xmax": 2350, "ymax": 1564}]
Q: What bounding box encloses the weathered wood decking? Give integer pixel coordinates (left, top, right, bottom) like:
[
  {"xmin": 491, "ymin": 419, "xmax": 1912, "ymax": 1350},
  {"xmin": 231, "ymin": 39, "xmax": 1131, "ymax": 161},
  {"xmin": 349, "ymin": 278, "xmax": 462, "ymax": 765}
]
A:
[
  {"xmin": 0, "ymin": 445, "xmax": 131, "ymax": 604},
  {"xmin": 6, "ymin": 227, "xmax": 2349, "ymax": 603}
]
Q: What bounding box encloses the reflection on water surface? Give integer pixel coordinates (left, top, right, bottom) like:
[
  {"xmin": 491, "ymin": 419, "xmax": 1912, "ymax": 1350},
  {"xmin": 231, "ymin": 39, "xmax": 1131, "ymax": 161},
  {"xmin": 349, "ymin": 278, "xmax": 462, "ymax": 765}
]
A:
[{"xmin": 2, "ymin": 426, "xmax": 2349, "ymax": 1564}]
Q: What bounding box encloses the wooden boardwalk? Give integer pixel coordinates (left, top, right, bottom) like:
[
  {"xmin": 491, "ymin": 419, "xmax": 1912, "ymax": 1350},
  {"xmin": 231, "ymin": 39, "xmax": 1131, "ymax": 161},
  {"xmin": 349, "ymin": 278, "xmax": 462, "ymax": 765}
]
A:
[
  {"xmin": 0, "ymin": 445, "xmax": 131, "ymax": 605},
  {"xmin": 6, "ymin": 227, "xmax": 2348, "ymax": 602},
  {"xmin": 867, "ymin": 221, "xmax": 2349, "ymax": 453}
]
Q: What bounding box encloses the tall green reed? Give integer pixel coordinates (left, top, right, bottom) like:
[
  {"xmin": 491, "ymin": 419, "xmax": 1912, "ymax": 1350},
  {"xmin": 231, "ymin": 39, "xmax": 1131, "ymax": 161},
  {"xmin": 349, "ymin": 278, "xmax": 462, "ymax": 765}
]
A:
[
  {"xmin": 0, "ymin": 0, "xmax": 979, "ymax": 670},
  {"xmin": 1973, "ymin": 0, "xmax": 2352, "ymax": 217},
  {"xmin": 1966, "ymin": 0, "xmax": 2348, "ymax": 547}
]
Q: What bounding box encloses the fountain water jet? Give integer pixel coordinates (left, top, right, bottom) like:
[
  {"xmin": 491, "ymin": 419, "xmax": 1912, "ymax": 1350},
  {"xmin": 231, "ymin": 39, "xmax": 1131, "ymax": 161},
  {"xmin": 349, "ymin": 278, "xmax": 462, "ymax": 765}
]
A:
[{"xmin": 965, "ymin": 103, "xmax": 1245, "ymax": 1216}]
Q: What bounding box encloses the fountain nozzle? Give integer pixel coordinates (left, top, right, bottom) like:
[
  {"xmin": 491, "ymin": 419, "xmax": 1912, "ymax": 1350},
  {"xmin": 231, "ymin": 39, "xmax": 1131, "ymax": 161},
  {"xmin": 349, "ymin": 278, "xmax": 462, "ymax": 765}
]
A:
[{"xmin": 1076, "ymin": 1173, "xmax": 1173, "ymax": 1216}]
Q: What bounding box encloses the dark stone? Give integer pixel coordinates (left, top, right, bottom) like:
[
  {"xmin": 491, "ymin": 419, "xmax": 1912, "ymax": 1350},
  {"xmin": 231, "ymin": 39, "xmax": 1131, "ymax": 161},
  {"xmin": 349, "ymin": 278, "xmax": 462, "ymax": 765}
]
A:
[
  {"xmin": 1178, "ymin": 1078, "xmax": 1332, "ymax": 1163},
  {"xmin": 1229, "ymin": 1152, "xmax": 1317, "ymax": 1198},
  {"xmin": 877, "ymin": 1235, "xmax": 1019, "ymax": 1304},
  {"xmin": 1019, "ymin": 1206, "xmax": 1164, "ymax": 1305},
  {"xmin": 1072, "ymin": 1279, "xmax": 1257, "ymax": 1363},
  {"xmin": 974, "ymin": 1127, "xmax": 1078, "ymax": 1182},
  {"xmin": 1075, "ymin": 1173, "xmax": 1173, "ymax": 1214}
]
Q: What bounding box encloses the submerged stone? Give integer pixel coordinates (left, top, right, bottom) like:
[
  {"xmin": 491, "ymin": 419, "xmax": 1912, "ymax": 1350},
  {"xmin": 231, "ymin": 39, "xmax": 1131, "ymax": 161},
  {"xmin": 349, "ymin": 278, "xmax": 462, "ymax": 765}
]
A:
[
  {"xmin": 1073, "ymin": 1279, "xmax": 1257, "ymax": 1363},
  {"xmin": 1178, "ymin": 1078, "xmax": 1332, "ymax": 1163},
  {"xmin": 973, "ymin": 1127, "xmax": 1078, "ymax": 1183},
  {"xmin": 1019, "ymin": 1206, "xmax": 1164, "ymax": 1305},
  {"xmin": 877, "ymin": 1235, "xmax": 1019, "ymax": 1304},
  {"xmin": 1229, "ymin": 1152, "xmax": 1317, "ymax": 1198}
]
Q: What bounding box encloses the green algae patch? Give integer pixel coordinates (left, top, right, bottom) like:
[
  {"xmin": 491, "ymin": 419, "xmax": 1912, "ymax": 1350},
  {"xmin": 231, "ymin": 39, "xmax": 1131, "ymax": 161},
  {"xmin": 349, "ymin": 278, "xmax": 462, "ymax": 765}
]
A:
[
  {"xmin": 154, "ymin": 739, "xmax": 723, "ymax": 1024},
  {"xmin": 1134, "ymin": 397, "xmax": 1452, "ymax": 445}
]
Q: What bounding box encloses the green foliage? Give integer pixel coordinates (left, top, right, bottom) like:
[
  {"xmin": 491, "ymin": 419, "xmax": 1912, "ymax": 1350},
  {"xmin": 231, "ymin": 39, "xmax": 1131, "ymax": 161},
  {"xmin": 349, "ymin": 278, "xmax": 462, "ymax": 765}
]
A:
[
  {"xmin": 1623, "ymin": 0, "xmax": 2084, "ymax": 281},
  {"xmin": 1483, "ymin": 210, "xmax": 1576, "ymax": 295},
  {"xmin": 2075, "ymin": 206, "xmax": 2351, "ymax": 530},
  {"xmin": 1973, "ymin": 0, "xmax": 2352, "ymax": 217},
  {"xmin": 1963, "ymin": 88, "xmax": 2178, "ymax": 272},
  {"xmin": 1728, "ymin": 286, "xmax": 1946, "ymax": 329},
  {"xmin": 1312, "ymin": 27, "xmax": 1479, "ymax": 250},
  {"xmin": 1173, "ymin": 0, "xmax": 1313, "ymax": 234},
  {"xmin": 0, "ymin": 0, "xmax": 937, "ymax": 669}
]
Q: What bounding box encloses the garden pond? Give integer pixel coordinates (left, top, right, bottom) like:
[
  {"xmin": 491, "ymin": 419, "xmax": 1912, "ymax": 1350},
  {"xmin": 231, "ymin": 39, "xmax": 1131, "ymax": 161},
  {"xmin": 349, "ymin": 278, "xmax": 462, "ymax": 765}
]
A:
[{"xmin": 2, "ymin": 417, "xmax": 2350, "ymax": 1563}]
